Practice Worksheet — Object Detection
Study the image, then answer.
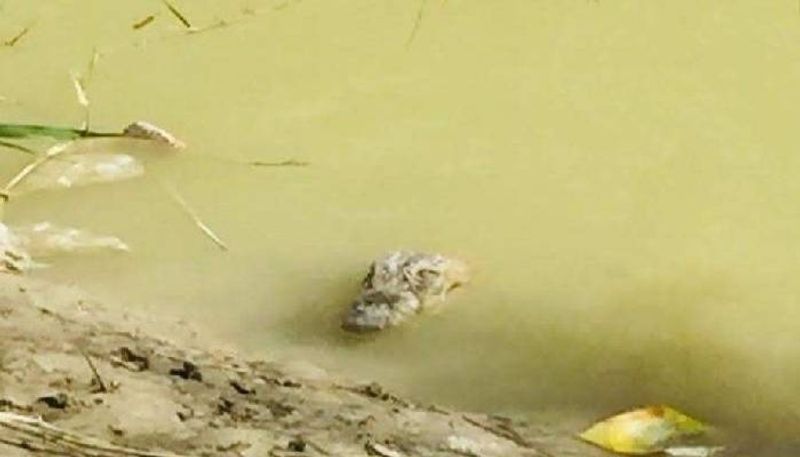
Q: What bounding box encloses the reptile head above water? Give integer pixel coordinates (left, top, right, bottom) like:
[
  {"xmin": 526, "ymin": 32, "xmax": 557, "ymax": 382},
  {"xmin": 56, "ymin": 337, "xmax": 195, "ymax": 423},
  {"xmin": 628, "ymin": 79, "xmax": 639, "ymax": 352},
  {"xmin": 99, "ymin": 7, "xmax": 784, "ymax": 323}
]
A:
[{"xmin": 342, "ymin": 251, "xmax": 469, "ymax": 333}]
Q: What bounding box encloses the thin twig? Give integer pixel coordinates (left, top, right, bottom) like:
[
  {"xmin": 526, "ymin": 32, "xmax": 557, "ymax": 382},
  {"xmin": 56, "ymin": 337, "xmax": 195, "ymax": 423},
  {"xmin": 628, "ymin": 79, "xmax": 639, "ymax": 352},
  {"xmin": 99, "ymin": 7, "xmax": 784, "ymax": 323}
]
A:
[
  {"xmin": 161, "ymin": 0, "xmax": 193, "ymax": 29},
  {"xmin": 0, "ymin": 140, "xmax": 36, "ymax": 155},
  {"xmin": 133, "ymin": 15, "xmax": 156, "ymax": 30},
  {"xmin": 84, "ymin": 48, "xmax": 102, "ymax": 87},
  {"xmin": 248, "ymin": 159, "xmax": 309, "ymax": 167},
  {"xmin": 71, "ymin": 74, "xmax": 90, "ymax": 108},
  {"xmin": 406, "ymin": 0, "xmax": 428, "ymax": 47},
  {"xmin": 171, "ymin": 2, "xmax": 297, "ymax": 37},
  {"xmin": 3, "ymin": 27, "xmax": 29, "ymax": 47},
  {"xmin": 187, "ymin": 19, "xmax": 232, "ymax": 35},
  {"xmin": 193, "ymin": 154, "xmax": 308, "ymax": 168},
  {"xmin": 159, "ymin": 180, "xmax": 228, "ymax": 251},
  {"xmin": 71, "ymin": 73, "xmax": 91, "ymax": 131},
  {"xmin": 79, "ymin": 350, "xmax": 108, "ymax": 393},
  {"xmin": 77, "ymin": 49, "xmax": 101, "ymax": 132}
]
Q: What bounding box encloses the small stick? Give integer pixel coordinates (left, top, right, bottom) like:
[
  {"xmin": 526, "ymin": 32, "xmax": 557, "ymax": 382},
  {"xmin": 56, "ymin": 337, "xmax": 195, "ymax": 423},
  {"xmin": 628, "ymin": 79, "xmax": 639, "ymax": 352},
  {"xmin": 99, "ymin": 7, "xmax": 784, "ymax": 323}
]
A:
[
  {"xmin": 159, "ymin": 180, "xmax": 228, "ymax": 251},
  {"xmin": 79, "ymin": 349, "xmax": 107, "ymax": 393},
  {"xmin": 71, "ymin": 74, "xmax": 90, "ymax": 108},
  {"xmin": 85, "ymin": 48, "xmax": 102, "ymax": 84},
  {"xmin": 248, "ymin": 159, "xmax": 309, "ymax": 167},
  {"xmin": 161, "ymin": 0, "xmax": 193, "ymax": 29},
  {"xmin": 406, "ymin": 0, "xmax": 428, "ymax": 47},
  {"xmin": 3, "ymin": 27, "xmax": 29, "ymax": 47},
  {"xmin": 0, "ymin": 140, "xmax": 36, "ymax": 155},
  {"xmin": 133, "ymin": 15, "xmax": 156, "ymax": 30},
  {"xmin": 184, "ymin": 154, "xmax": 308, "ymax": 168},
  {"xmin": 77, "ymin": 49, "xmax": 101, "ymax": 131},
  {"xmin": 71, "ymin": 73, "xmax": 91, "ymax": 131}
]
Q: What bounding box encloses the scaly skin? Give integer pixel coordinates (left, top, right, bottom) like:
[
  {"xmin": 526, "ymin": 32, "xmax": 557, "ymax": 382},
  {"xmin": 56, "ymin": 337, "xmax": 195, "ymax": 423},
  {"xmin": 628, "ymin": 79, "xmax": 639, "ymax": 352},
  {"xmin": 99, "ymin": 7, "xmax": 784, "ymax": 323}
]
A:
[{"xmin": 342, "ymin": 251, "xmax": 469, "ymax": 332}]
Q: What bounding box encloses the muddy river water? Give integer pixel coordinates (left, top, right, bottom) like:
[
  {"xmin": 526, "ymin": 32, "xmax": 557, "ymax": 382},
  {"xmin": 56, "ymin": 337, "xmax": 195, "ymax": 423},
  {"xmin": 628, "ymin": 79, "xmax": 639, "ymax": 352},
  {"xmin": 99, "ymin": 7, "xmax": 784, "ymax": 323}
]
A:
[{"xmin": 2, "ymin": 0, "xmax": 800, "ymax": 447}]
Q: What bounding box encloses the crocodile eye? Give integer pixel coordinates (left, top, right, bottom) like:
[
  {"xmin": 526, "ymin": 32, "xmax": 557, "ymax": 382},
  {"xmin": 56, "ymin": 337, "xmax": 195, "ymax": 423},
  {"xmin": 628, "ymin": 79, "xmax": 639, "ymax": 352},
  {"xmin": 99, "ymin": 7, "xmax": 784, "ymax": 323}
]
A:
[{"xmin": 417, "ymin": 268, "xmax": 441, "ymax": 280}]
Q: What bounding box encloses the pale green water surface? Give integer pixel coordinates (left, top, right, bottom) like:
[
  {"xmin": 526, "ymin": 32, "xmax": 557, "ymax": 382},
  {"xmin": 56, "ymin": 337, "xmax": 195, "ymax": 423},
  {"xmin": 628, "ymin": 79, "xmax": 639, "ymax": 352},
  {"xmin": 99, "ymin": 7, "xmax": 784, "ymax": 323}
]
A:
[{"xmin": 2, "ymin": 1, "xmax": 800, "ymax": 450}]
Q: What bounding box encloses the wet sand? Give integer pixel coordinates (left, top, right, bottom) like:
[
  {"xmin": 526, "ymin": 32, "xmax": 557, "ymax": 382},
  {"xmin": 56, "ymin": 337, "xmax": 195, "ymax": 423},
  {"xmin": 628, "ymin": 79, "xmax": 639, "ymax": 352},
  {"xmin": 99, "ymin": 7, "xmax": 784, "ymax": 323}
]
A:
[{"xmin": 0, "ymin": 274, "xmax": 606, "ymax": 456}]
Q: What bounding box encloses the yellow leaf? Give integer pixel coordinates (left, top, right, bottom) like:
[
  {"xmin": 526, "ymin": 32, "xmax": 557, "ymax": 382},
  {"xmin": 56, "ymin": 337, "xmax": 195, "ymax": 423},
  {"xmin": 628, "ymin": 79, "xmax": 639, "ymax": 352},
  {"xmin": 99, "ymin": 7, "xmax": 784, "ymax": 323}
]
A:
[{"xmin": 579, "ymin": 406, "xmax": 706, "ymax": 455}]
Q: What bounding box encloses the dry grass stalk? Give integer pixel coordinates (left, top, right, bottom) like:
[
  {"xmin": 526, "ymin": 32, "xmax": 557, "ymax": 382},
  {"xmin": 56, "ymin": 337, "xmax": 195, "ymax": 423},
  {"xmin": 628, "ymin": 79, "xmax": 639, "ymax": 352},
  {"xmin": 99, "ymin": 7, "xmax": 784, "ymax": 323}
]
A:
[
  {"xmin": 71, "ymin": 73, "xmax": 90, "ymax": 108},
  {"xmin": 2, "ymin": 142, "xmax": 73, "ymax": 196},
  {"xmin": 71, "ymin": 73, "xmax": 91, "ymax": 130},
  {"xmin": 159, "ymin": 181, "xmax": 228, "ymax": 251},
  {"xmin": 406, "ymin": 0, "xmax": 428, "ymax": 47},
  {"xmin": 0, "ymin": 412, "xmax": 185, "ymax": 456}
]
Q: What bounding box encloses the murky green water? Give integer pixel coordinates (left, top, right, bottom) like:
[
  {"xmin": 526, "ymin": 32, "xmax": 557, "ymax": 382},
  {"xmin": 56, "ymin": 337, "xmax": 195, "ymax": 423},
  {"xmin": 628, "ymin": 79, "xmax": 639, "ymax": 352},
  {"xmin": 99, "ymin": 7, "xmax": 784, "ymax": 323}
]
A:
[{"xmin": 3, "ymin": 0, "xmax": 800, "ymax": 449}]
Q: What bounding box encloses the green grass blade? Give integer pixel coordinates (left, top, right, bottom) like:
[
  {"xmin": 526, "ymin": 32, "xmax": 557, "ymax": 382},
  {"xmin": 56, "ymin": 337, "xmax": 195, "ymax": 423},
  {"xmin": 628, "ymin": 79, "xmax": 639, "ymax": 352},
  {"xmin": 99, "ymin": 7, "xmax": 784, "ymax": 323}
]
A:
[
  {"xmin": 0, "ymin": 123, "xmax": 120, "ymax": 140},
  {"xmin": 0, "ymin": 123, "xmax": 83, "ymax": 140}
]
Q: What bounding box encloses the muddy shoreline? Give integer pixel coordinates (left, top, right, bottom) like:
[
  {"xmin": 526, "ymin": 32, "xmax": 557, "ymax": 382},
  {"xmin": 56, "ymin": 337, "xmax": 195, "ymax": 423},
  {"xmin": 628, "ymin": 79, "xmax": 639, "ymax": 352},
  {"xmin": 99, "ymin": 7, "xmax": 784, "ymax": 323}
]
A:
[{"xmin": 0, "ymin": 275, "xmax": 607, "ymax": 456}]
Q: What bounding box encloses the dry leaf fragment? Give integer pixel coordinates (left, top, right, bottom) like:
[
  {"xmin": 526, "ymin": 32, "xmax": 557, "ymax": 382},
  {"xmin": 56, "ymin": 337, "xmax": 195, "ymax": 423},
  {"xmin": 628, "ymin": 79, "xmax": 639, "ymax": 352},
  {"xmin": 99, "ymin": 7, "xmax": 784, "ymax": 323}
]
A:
[
  {"xmin": 579, "ymin": 405, "xmax": 707, "ymax": 455},
  {"xmin": 123, "ymin": 121, "xmax": 186, "ymax": 149}
]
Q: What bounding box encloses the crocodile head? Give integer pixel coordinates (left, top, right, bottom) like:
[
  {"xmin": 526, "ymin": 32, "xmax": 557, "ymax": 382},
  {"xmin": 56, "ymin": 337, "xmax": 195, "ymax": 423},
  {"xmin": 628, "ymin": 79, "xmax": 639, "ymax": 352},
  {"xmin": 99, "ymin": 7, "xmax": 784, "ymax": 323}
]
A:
[{"xmin": 342, "ymin": 251, "xmax": 469, "ymax": 333}]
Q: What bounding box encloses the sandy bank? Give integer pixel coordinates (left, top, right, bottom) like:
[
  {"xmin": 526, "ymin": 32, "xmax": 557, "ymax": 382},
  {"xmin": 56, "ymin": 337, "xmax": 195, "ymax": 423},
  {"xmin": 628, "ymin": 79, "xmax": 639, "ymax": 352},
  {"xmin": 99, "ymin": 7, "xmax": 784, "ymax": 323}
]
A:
[{"xmin": 0, "ymin": 275, "xmax": 601, "ymax": 457}]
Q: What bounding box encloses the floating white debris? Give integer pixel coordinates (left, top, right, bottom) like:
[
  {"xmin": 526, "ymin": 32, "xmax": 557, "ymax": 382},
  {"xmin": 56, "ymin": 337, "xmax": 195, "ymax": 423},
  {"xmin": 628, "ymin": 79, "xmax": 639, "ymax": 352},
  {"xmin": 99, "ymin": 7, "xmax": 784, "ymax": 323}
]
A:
[
  {"xmin": 123, "ymin": 121, "xmax": 185, "ymax": 149},
  {"xmin": 665, "ymin": 446, "xmax": 725, "ymax": 457},
  {"xmin": 16, "ymin": 152, "xmax": 145, "ymax": 193},
  {"xmin": 12, "ymin": 222, "xmax": 129, "ymax": 257}
]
